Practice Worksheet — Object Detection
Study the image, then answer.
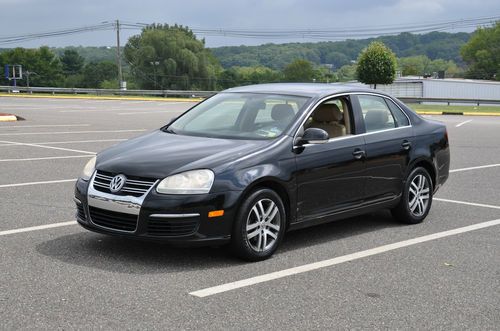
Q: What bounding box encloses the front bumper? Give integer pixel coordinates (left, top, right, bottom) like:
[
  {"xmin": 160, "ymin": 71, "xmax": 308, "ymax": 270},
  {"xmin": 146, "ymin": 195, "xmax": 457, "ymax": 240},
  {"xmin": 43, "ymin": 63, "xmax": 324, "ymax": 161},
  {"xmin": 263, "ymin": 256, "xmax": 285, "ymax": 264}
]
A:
[{"xmin": 74, "ymin": 175, "xmax": 241, "ymax": 246}]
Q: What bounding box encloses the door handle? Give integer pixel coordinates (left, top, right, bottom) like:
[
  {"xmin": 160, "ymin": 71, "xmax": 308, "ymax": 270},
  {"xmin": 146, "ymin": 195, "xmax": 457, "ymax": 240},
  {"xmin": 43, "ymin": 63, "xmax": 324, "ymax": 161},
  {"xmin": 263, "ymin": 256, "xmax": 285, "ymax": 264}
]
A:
[
  {"xmin": 352, "ymin": 149, "xmax": 366, "ymax": 160},
  {"xmin": 401, "ymin": 140, "xmax": 412, "ymax": 151}
]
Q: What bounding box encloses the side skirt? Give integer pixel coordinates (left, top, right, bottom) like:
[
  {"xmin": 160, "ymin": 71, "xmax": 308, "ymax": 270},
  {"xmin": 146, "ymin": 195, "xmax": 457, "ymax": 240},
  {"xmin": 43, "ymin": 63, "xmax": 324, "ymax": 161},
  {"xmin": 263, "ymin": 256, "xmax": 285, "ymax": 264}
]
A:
[{"xmin": 288, "ymin": 195, "xmax": 401, "ymax": 231}]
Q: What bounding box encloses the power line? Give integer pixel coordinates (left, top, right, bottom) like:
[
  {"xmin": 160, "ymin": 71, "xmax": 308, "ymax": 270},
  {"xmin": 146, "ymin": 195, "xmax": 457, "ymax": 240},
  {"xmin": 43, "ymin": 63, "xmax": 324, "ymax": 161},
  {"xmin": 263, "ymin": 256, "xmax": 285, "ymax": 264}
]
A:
[{"xmin": 0, "ymin": 15, "xmax": 498, "ymax": 45}]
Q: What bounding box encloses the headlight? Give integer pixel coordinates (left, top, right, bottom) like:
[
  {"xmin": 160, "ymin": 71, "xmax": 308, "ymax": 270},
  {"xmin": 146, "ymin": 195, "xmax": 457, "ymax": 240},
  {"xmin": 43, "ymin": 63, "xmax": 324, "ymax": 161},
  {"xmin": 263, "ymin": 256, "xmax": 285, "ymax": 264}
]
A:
[
  {"xmin": 156, "ymin": 169, "xmax": 214, "ymax": 194},
  {"xmin": 81, "ymin": 156, "xmax": 96, "ymax": 180}
]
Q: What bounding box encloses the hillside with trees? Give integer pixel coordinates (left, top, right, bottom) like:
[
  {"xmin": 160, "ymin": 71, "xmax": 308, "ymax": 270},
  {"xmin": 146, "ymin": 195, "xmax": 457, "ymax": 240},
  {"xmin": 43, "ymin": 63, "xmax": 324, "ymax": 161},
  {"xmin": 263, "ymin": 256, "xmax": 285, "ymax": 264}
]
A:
[
  {"xmin": 2, "ymin": 26, "xmax": 499, "ymax": 90},
  {"xmin": 211, "ymin": 31, "xmax": 471, "ymax": 69}
]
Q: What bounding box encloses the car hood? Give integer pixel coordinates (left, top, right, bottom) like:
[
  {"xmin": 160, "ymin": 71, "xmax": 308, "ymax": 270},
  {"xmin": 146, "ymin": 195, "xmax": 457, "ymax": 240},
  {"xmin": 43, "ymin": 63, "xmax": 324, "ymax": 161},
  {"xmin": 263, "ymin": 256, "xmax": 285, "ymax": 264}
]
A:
[{"xmin": 96, "ymin": 130, "xmax": 271, "ymax": 179}]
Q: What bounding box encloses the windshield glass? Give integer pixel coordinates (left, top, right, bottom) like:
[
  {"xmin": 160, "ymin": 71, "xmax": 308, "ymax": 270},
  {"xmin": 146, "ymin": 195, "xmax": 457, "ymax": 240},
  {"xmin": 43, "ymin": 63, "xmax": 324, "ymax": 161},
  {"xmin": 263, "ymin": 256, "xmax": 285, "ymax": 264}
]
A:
[{"xmin": 167, "ymin": 93, "xmax": 310, "ymax": 140}]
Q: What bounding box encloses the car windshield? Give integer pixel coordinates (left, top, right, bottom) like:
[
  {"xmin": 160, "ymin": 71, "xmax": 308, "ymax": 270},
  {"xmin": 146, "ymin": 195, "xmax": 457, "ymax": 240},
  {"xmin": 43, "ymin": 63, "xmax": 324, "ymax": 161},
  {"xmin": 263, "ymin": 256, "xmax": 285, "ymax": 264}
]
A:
[{"xmin": 166, "ymin": 93, "xmax": 310, "ymax": 140}]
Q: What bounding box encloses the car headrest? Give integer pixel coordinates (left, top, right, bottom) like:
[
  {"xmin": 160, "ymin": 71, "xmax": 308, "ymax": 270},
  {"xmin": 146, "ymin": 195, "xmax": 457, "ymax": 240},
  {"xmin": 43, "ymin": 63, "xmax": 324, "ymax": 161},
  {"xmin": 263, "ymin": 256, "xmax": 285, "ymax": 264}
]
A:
[
  {"xmin": 364, "ymin": 110, "xmax": 388, "ymax": 129},
  {"xmin": 271, "ymin": 104, "xmax": 294, "ymax": 121},
  {"xmin": 313, "ymin": 104, "xmax": 343, "ymax": 123}
]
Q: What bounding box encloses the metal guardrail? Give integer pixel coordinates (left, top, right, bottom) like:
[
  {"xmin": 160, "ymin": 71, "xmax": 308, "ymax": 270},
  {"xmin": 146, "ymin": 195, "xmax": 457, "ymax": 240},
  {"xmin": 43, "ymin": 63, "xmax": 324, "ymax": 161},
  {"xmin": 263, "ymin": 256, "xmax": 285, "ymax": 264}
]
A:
[
  {"xmin": 1, "ymin": 86, "xmax": 499, "ymax": 106},
  {"xmin": 0, "ymin": 86, "xmax": 217, "ymax": 98},
  {"xmin": 398, "ymin": 97, "xmax": 500, "ymax": 106}
]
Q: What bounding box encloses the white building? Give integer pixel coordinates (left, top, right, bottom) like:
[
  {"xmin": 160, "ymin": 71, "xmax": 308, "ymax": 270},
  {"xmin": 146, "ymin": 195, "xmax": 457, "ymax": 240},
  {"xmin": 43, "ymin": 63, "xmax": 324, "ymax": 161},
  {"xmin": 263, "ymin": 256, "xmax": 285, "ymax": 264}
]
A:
[{"xmin": 371, "ymin": 77, "xmax": 500, "ymax": 103}]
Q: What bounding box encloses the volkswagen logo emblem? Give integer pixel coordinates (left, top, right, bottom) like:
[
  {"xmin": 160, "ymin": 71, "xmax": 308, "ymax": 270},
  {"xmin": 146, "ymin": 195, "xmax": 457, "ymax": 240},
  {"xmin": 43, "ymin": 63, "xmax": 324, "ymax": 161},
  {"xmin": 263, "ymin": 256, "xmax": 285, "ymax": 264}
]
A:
[{"xmin": 109, "ymin": 174, "xmax": 127, "ymax": 193}]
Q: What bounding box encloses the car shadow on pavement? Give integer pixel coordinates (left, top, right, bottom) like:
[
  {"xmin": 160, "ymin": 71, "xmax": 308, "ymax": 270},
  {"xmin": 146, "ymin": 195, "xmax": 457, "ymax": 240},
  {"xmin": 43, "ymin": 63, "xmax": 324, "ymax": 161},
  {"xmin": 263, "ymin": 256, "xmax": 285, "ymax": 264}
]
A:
[{"xmin": 36, "ymin": 210, "xmax": 403, "ymax": 273}]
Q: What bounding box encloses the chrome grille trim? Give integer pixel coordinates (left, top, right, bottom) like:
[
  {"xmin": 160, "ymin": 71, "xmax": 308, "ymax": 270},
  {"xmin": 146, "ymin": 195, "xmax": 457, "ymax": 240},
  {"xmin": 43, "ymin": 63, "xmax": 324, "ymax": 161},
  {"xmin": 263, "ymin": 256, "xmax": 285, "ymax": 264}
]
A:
[{"xmin": 93, "ymin": 170, "xmax": 157, "ymax": 197}]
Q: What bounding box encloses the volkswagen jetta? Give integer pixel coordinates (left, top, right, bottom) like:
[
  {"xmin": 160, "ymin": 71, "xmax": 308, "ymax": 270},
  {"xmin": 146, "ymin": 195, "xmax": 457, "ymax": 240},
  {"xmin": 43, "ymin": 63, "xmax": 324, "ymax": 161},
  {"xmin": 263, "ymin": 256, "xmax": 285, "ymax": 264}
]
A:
[{"xmin": 74, "ymin": 83, "xmax": 450, "ymax": 261}]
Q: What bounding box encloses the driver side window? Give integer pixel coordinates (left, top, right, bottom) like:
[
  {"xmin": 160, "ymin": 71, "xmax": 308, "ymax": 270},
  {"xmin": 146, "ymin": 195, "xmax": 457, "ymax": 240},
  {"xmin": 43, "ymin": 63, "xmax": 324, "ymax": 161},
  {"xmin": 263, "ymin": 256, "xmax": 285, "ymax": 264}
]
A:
[{"xmin": 305, "ymin": 97, "xmax": 352, "ymax": 139}]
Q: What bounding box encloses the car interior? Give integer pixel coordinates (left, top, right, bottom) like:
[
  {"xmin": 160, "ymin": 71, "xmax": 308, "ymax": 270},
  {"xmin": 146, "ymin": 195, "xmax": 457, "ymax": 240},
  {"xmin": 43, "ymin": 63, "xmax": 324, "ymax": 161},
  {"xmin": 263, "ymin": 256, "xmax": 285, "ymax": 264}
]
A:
[{"xmin": 305, "ymin": 98, "xmax": 352, "ymax": 139}]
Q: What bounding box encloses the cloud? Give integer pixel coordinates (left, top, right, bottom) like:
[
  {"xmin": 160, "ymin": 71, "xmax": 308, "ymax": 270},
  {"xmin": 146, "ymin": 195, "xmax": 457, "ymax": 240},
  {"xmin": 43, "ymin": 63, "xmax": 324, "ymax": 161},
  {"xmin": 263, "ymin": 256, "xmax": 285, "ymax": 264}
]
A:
[{"xmin": 0, "ymin": 0, "xmax": 499, "ymax": 47}]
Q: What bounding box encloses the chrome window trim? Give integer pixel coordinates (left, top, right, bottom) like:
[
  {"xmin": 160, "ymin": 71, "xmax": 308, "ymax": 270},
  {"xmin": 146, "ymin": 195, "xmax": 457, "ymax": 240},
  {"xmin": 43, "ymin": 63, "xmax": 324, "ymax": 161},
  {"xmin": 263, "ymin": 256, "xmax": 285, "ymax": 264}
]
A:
[
  {"xmin": 149, "ymin": 213, "xmax": 200, "ymax": 219},
  {"xmin": 296, "ymin": 126, "xmax": 412, "ymax": 148},
  {"xmin": 292, "ymin": 91, "xmax": 412, "ymax": 146}
]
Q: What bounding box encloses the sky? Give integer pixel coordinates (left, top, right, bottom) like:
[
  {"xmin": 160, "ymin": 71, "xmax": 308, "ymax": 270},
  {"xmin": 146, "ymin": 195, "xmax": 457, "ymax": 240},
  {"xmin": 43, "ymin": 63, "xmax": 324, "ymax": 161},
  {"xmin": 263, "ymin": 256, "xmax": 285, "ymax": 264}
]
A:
[{"xmin": 0, "ymin": 0, "xmax": 499, "ymax": 48}]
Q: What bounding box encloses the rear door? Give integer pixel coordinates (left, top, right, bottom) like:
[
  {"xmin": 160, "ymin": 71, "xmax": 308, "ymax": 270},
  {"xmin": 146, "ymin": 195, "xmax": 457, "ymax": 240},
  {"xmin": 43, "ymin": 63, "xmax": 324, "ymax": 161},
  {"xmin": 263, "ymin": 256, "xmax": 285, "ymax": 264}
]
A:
[{"xmin": 352, "ymin": 94, "xmax": 413, "ymax": 202}]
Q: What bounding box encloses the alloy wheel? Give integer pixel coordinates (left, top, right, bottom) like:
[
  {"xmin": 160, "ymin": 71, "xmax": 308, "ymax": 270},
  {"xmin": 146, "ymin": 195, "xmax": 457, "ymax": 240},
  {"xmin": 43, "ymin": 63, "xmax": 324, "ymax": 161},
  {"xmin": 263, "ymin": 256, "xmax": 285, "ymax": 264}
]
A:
[
  {"xmin": 245, "ymin": 198, "xmax": 281, "ymax": 252},
  {"xmin": 408, "ymin": 174, "xmax": 430, "ymax": 217}
]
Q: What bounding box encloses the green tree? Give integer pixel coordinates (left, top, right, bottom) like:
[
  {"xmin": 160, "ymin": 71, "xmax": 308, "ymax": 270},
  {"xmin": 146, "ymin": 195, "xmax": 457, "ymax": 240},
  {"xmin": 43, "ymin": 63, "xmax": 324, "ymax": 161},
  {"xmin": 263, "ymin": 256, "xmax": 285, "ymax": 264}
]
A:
[
  {"xmin": 461, "ymin": 22, "xmax": 500, "ymax": 80},
  {"xmin": 0, "ymin": 46, "xmax": 63, "ymax": 87},
  {"xmin": 336, "ymin": 64, "xmax": 357, "ymax": 81},
  {"xmin": 283, "ymin": 59, "xmax": 315, "ymax": 82},
  {"xmin": 124, "ymin": 24, "xmax": 220, "ymax": 90},
  {"xmin": 356, "ymin": 41, "xmax": 397, "ymax": 88},
  {"xmin": 60, "ymin": 49, "xmax": 84, "ymax": 75},
  {"xmin": 80, "ymin": 61, "xmax": 117, "ymax": 88}
]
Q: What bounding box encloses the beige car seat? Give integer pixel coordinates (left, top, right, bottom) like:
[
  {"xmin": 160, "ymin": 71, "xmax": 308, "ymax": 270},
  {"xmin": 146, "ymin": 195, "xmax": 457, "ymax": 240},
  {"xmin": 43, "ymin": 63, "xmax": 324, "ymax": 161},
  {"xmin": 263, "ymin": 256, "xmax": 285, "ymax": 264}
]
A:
[{"xmin": 309, "ymin": 104, "xmax": 346, "ymax": 138}]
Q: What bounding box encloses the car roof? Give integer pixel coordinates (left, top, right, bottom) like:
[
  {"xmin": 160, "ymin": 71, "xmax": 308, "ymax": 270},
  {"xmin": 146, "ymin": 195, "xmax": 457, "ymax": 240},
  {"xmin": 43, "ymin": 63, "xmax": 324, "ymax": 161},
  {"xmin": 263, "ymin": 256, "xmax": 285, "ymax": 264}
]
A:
[{"xmin": 223, "ymin": 83, "xmax": 381, "ymax": 98}]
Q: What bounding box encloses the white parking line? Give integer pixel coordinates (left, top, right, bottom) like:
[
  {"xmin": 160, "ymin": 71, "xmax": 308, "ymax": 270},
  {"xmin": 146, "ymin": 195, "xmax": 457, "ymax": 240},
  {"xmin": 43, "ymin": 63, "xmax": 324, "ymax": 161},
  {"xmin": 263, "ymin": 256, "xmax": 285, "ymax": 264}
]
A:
[
  {"xmin": 450, "ymin": 163, "xmax": 500, "ymax": 173},
  {"xmin": 0, "ymin": 140, "xmax": 96, "ymax": 155},
  {"xmin": 456, "ymin": 119, "xmax": 473, "ymax": 127},
  {"xmin": 0, "ymin": 155, "xmax": 93, "ymax": 162},
  {"xmin": 118, "ymin": 111, "xmax": 179, "ymax": 115},
  {"xmin": 0, "ymin": 129, "xmax": 147, "ymax": 136},
  {"xmin": 189, "ymin": 218, "xmax": 500, "ymax": 298},
  {"xmin": 59, "ymin": 109, "xmax": 127, "ymax": 113},
  {"xmin": 434, "ymin": 198, "xmax": 500, "ymax": 210},
  {"xmin": 0, "ymin": 179, "xmax": 76, "ymax": 188},
  {"xmin": 0, "ymin": 221, "xmax": 77, "ymax": 236},
  {"xmin": 0, "ymin": 124, "xmax": 90, "ymax": 128},
  {"xmin": 0, "ymin": 138, "xmax": 126, "ymax": 147}
]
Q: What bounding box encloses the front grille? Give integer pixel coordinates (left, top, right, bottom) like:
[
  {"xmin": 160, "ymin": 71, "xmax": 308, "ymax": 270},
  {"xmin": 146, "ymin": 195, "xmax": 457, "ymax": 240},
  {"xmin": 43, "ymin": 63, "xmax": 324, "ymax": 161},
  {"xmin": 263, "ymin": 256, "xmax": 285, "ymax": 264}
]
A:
[
  {"xmin": 76, "ymin": 203, "xmax": 85, "ymax": 220},
  {"xmin": 93, "ymin": 170, "xmax": 156, "ymax": 197},
  {"xmin": 89, "ymin": 206, "xmax": 138, "ymax": 232},
  {"xmin": 147, "ymin": 216, "xmax": 199, "ymax": 237}
]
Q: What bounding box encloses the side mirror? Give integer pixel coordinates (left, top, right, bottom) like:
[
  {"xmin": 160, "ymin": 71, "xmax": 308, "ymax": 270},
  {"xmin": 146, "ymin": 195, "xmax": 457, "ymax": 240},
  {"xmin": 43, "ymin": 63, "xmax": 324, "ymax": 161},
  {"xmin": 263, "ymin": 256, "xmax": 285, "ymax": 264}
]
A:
[{"xmin": 299, "ymin": 128, "xmax": 329, "ymax": 145}]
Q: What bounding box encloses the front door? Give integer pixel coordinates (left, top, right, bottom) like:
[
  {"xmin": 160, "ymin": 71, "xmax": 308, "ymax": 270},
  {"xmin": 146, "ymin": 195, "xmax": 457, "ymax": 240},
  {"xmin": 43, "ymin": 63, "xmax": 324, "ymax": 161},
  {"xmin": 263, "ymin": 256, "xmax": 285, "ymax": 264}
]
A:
[{"xmin": 294, "ymin": 96, "xmax": 366, "ymax": 222}]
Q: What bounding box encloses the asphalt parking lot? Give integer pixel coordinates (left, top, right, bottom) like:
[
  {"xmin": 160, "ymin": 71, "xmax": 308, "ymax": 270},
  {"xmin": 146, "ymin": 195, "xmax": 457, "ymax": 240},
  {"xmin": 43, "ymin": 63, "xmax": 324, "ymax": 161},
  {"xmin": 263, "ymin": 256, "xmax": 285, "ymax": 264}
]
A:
[{"xmin": 1, "ymin": 96, "xmax": 499, "ymax": 330}]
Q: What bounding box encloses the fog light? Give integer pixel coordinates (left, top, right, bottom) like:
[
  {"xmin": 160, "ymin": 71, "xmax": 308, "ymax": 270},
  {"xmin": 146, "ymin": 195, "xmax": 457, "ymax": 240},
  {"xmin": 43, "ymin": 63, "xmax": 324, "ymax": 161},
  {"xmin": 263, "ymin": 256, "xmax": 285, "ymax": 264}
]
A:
[{"xmin": 208, "ymin": 210, "xmax": 224, "ymax": 218}]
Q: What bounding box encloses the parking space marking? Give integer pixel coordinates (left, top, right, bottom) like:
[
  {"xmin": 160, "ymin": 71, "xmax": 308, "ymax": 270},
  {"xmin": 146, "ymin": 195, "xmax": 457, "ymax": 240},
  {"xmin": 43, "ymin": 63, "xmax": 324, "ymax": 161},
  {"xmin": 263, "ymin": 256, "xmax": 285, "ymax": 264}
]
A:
[
  {"xmin": 0, "ymin": 138, "xmax": 126, "ymax": 147},
  {"xmin": 0, "ymin": 129, "xmax": 147, "ymax": 136},
  {"xmin": 118, "ymin": 111, "xmax": 179, "ymax": 115},
  {"xmin": 189, "ymin": 218, "xmax": 500, "ymax": 298},
  {"xmin": 0, "ymin": 155, "xmax": 93, "ymax": 162},
  {"xmin": 455, "ymin": 119, "xmax": 473, "ymax": 127},
  {"xmin": 450, "ymin": 163, "xmax": 500, "ymax": 173},
  {"xmin": 0, "ymin": 140, "xmax": 96, "ymax": 155},
  {"xmin": 434, "ymin": 198, "xmax": 500, "ymax": 210},
  {"xmin": 0, "ymin": 221, "xmax": 77, "ymax": 236},
  {"xmin": 0, "ymin": 178, "xmax": 76, "ymax": 188},
  {"xmin": 0, "ymin": 124, "xmax": 90, "ymax": 128}
]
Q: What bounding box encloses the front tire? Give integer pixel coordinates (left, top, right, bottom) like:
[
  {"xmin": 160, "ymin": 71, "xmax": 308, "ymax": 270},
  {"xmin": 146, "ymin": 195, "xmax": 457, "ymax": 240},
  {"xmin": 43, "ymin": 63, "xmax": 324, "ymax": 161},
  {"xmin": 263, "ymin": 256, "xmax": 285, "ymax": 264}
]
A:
[
  {"xmin": 391, "ymin": 167, "xmax": 433, "ymax": 224},
  {"xmin": 231, "ymin": 188, "xmax": 286, "ymax": 261}
]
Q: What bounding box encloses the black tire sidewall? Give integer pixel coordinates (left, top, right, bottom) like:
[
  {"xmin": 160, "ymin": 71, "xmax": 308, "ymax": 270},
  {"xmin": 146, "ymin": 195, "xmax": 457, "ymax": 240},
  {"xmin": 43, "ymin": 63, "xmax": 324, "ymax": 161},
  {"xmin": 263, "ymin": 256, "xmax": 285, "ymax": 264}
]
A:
[{"xmin": 231, "ymin": 188, "xmax": 286, "ymax": 261}]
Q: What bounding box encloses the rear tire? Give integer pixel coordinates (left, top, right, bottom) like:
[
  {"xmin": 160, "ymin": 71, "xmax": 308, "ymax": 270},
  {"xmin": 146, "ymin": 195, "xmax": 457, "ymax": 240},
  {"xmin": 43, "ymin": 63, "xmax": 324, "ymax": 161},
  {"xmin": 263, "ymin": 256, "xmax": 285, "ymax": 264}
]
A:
[
  {"xmin": 391, "ymin": 167, "xmax": 433, "ymax": 224},
  {"xmin": 230, "ymin": 188, "xmax": 286, "ymax": 261}
]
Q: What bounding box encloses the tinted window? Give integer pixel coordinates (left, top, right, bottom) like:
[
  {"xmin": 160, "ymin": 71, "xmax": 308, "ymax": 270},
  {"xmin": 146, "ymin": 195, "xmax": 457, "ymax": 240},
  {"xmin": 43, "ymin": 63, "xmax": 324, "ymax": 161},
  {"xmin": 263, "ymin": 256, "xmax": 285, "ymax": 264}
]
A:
[
  {"xmin": 385, "ymin": 99, "xmax": 410, "ymax": 127},
  {"xmin": 358, "ymin": 95, "xmax": 396, "ymax": 132}
]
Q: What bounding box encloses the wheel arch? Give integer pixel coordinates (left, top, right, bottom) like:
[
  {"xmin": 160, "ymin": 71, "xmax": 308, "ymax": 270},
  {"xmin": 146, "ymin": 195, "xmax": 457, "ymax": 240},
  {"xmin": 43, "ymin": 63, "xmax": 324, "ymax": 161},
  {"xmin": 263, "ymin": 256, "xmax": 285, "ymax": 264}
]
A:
[
  {"xmin": 408, "ymin": 157, "xmax": 437, "ymax": 190},
  {"xmin": 238, "ymin": 177, "xmax": 294, "ymax": 229}
]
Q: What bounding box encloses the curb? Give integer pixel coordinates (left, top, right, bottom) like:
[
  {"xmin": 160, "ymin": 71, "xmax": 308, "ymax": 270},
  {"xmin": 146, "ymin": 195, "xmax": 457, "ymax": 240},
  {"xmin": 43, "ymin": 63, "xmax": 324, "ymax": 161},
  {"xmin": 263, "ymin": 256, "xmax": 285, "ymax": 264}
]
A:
[
  {"xmin": 0, "ymin": 113, "xmax": 18, "ymax": 122},
  {"xmin": 0, "ymin": 93, "xmax": 203, "ymax": 103}
]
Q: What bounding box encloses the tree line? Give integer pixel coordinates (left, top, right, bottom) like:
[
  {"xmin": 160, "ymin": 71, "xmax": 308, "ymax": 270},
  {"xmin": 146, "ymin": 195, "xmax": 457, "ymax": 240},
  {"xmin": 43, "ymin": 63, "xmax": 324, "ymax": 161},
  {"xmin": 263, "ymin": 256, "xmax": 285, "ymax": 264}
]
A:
[{"xmin": 0, "ymin": 23, "xmax": 498, "ymax": 90}]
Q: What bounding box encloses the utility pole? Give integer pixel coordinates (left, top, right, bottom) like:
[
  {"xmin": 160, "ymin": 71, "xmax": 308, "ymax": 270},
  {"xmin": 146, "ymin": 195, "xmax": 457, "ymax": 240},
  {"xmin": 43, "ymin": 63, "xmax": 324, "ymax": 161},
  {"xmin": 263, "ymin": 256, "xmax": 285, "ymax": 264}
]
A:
[{"xmin": 116, "ymin": 19, "xmax": 124, "ymax": 89}]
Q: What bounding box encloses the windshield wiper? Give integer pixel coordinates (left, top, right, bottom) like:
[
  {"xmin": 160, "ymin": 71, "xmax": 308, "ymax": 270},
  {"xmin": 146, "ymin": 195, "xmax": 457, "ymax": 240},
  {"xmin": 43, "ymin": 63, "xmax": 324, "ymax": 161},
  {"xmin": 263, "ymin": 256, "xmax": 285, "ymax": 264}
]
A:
[{"xmin": 163, "ymin": 127, "xmax": 176, "ymax": 134}]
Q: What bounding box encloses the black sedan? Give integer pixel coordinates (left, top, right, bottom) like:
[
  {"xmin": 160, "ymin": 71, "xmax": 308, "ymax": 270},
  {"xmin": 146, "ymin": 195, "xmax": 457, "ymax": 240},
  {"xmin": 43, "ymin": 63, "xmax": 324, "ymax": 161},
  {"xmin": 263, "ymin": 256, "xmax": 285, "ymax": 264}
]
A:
[{"xmin": 75, "ymin": 83, "xmax": 450, "ymax": 261}]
